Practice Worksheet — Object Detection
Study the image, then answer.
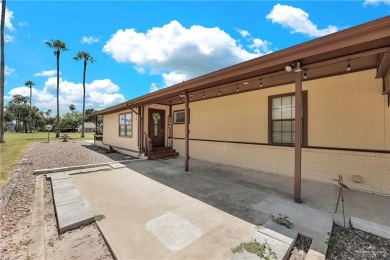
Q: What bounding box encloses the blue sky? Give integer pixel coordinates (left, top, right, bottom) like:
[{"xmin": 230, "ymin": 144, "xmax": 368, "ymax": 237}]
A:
[{"xmin": 3, "ymin": 0, "xmax": 390, "ymax": 114}]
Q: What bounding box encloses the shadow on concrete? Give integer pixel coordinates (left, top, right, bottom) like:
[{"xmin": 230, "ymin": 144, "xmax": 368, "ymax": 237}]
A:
[{"xmin": 125, "ymin": 157, "xmax": 340, "ymax": 226}]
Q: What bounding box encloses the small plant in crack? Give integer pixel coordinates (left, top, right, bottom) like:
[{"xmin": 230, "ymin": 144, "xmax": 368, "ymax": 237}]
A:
[
  {"xmin": 22, "ymin": 239, "xmax": 34, "ymax": 246},
  {"xmin": 270, "ymin": 214, "xmax": 293, "ymax": 229},
  {"xmin": 232, "ymin": 239, "xmax": 277, "ymax": 260},
  {"xmin": 325, "ymin": 232, "xmax": 344, "ymax": 255},
  {"xmin": 95, "ymin": 214, "xmax": 106, "ymax": 221}
]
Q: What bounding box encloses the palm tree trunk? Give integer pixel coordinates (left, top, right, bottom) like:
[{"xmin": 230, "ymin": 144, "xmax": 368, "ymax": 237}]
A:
[
  {"xmin": 0, "ymin": 0, "xmax": 6, "ymax": 143},
  {"xmin": 29, "ymin": 86, "xmax": 32, "ymax": 133},
  {"xmin": 56, "ymin": 51, "xmax": 60, "ymax": 138},
  {"xmin": 81, "ymin": 61, "xmax": 86, "ymax": 138}
]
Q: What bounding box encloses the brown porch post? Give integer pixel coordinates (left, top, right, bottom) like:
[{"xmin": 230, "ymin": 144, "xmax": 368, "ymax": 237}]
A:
[
  {"xmin": 294, "ymin": 71, "xmax": 302, "ymax": 203},
  {"xmin": 94, "ymin": 115, "xmax": 98, "ymax": 145},
  {"xmin": 185, "ymin": 93, "xmax": 189, "ymax": 171},
  {"xmin": 140, "ymin": 105, "xmax": 144, "ymax": 153},
  {"xmin": 138, "ymin": 106, "xmax": 141, "ymax": 153}
]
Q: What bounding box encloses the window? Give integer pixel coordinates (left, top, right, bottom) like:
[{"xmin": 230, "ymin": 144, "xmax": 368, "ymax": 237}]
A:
[
  {"xmin": 119, "ymin": 112, "xmax": 132, "ymax": 137},
  {"xmin": 173, "ymin": 110, "xmax": 185, "ymax": 124},
  {"xmin": 268, "ymin": 92, "xmax": 307, "ymax": 145}
]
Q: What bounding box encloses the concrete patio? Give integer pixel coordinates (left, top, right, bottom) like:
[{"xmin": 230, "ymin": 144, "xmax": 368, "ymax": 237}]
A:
[{"xmin": 70, "ymin": 157, "xmax": 389, "ymax": 259}]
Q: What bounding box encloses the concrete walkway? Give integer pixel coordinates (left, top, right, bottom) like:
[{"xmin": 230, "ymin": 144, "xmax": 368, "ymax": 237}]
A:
[{"xmin": 71, "ymin": 157, "xmax": 389, "ymax": 259}]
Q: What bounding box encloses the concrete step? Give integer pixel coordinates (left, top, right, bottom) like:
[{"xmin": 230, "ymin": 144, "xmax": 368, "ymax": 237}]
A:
[
  {"xmin": 149, "ymin": 148, "xmax": 177, "ymax": 155},
  {"xmin": 149, "ymin": 152, "xmax": 179, "ymax": 160},
  {"xmin": 231, "ymin": 220, "xmax": 298, "ymax": 260},
  {"xmin": 47, "ymin": 173, "xmax": 94, "ymax": 234}
]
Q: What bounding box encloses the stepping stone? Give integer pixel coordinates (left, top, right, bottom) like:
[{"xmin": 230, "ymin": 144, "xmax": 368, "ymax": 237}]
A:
[{"xmin": 49, "ymin": 176, "xmax": 94, "ymax": 234}]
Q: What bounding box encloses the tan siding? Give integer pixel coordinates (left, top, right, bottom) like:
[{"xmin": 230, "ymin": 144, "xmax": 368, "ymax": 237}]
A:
[
  {"xmin": 103, "ymin": 109, "xmax": 139, "ymax": 152},
  {"xmin": 171, "ymin": 69, "xmax": 388, "ymax": 195}
]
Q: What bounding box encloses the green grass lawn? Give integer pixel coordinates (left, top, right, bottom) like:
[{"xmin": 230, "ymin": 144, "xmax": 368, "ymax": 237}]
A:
[{"xmin": 0, "ymin": 131, "xmax": 94, "ymax": 187}]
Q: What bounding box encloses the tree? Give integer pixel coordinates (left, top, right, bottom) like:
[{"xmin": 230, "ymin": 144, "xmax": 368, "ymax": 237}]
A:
[
  {"xmin": 73, "ymin": 51, "xmax": 95, "ymax": 138},
  {"xmin": 45, "ymin": 39, "xmax": 68, "ymax": 138},
  {"xmin": 0, "ymin": 0, "xmax": 6, "ymax": 143},
  {"xmin": 69, "ymin": 104, "xmax": 75, "ymax": 112},
  {"xmin": 24, "ymin": 80, "xmax": 35, "ymax": 132},
  {"xmin": 6, "ymin": 95, "xmax": 29, "ymax": 132}
]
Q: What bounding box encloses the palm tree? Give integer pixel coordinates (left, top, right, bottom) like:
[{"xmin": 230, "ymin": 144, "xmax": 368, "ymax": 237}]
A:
[
  {"xmin": 0, "ymin": 0, "xmax": 6, "ymax": 143},
  {"xmin": 24, "ymin": 80, "xmax": 35, "ymax": 132},
  {"xmin": 45, "ymin": 39, "xmax": 68, "ymax": 137},
  {"xmin": 69, "ymin": 104, "xmax": 75, "ymax": 112},
  {"xmin": 73, "ymin": 51, "xmax": 95, "ymax": 138}
]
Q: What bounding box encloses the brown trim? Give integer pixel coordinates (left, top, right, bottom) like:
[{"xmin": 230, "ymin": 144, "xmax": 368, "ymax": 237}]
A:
[
  {"xmin": 268, "ymin": 91, "xmax": 308, "ymax": 146},
  {"xmin": 305, "ymin": 146, "xmax": 390, "ymax": 154},
  {"xmin": 184, "ymin": 94, "xmax": 190, "ymax": 171},
  {"xmin": 173, "ymin": 109, "xmax": 187, "ymax": 124},
  {"xmin": 172, "ymin": 137, "xmax": 390, "ymax": 154},
  {"xmin": 148, "ymin": 108, "xmax": 165, "ymax": 147},
  {"xmin": 376, "ymin": 52, "xmax": 390, "ymax": 78},
  {"xmin": 118, "ymin": 112, "xmax": 133, "ymax": 138},
  {"xmin": 294, "ymin": 72, "xmax": 302, "ymax": 203}
]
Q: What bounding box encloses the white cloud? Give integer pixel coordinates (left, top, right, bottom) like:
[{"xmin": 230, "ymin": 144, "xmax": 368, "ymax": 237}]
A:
[
  {"xmin": 149, "ymin": 83, "xmax": 160, "ymax": 93},
  {"xmin": 34, "ymin": 70, "xmax": 59, "ymax": 77},
  {"xmin": 266, "ymin": 4, "xmax": 338, "ymax": 37},
  {"xmin": 4, "ymin": 35, "xmax": 13, "ymax": 43},
  {"xmin": 6, "ymin": 78, "xmax": 125, "ymax": 114},
  {"xmin": 237, "ymin": 28, "xmax": 250, "ymax": 38},
  {"xmin": 0, "ymin": 3, "xmax": 15, "ymax": 31},
  {"xmin": 364, "ymin": 0, "xmax": 390, "ymax": 4},
  {"xmin": 18, "ymin": 21, "xmax": 28, "ymax": 27},
  {"xmin": 81, "ymin": 36, "xmax": 99, "ymax": 44},
  {"xmin": 5, "ymin": 65, "xmax": 15, "ymax": 76},
  {"xmin": 103, "ymin": 20, "xmax": 267, "ymax": 89}
]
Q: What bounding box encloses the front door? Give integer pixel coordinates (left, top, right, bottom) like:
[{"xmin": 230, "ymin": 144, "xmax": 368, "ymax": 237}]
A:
[{"xmin": 149, "ymin": 109, "xmax": 165, "ymax": 147}]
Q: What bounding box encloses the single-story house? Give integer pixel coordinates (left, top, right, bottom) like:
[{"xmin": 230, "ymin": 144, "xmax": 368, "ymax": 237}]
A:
[
  {"xmin": 78, "ymin": 122, "xmax": 96, "ymax": 132},
  {"xmin": 94, "ymin": 16, "xmax": 390, "ymax": 201}
]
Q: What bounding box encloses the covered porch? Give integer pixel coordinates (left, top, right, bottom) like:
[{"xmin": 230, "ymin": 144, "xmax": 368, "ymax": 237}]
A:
[{"xmin": 94, "ymin": 17, "xmax": 390, "ymax": 202}]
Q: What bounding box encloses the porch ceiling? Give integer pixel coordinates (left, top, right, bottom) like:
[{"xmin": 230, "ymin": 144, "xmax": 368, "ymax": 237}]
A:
[{"xmin": 94, "ymin": 16, "xmax": 390, "ymax": 115}]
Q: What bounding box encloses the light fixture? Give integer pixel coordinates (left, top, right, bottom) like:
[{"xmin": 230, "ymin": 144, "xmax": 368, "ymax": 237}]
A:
[
  {"xmin": 236, "ymin": 85, "xmax": 240, "ymax": 92},
  {"xmin": 203, "ymin": 92, "xmax": 205, "ymax": 99},
  {"xmin": 243, "ymin": 82, "xmax": 249, "ymax": 85},
  {"xmin": 218, "ymin": 89, "xmax": 221, "ymax": 95},
  {"xmin": 179, "ymin": 90, "xmax": 188, "ymax": 97},
  {"xmin": 285, "ymin": 61, "xmax": 303, "ymax": 73},
  {"xmin": 260, "ymin": 79, "xmax": 263, "ymax": 88},
  {"xmin": 347, "ymin": 61, "xmax": 351, "ymax": 72},
  {"xmin": 169, "ymin": 100, "xmax": 172, "ymax": 105},
  {"xmin": 190, "ymin": 95, "xmax": 193, "ymax": 101},
  {"xmin": 304, "ymin": 70, "xmax": 307, "ymax": 80},
  {"xmin": 295, "ymin": 61, "xmax": 302, "ymax": 72}
]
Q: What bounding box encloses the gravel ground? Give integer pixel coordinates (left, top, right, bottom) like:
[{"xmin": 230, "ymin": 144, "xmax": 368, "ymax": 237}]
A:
[
  {"xmin": 0, "ymin": 141, "xmax": 126, "ymax": 259},
  {"xmin": 327, "ymin": 224, "xmax": 390, "ymax": 260},
  {"xmin": 289, "ymin": 234, "xmax": 312, "ymax": 260}
]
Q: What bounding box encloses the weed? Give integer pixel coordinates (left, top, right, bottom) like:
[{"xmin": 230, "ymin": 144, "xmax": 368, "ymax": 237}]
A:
[
  {"xmin": 270, "ymin": 214, "xmax": 293, "ymax": 229},
  {"xmin": 232, "ymin": 239, "xmax": 277, "ymax": 260},
  {"xmin": 325, "ymin": 232, "xmax": 343, "ymax": 255},
  {"xmin": 47, "ymin": 241, "xmax": 54, "ymax": 247},
  {"xmin": 95, "ymin": 214, "xmax": 106, "ymax": 221},
  {"xmin": 11, "ymin": 190, "xmax": 19, "ymax": 200},
  {"xmin": 22, "ymin": 239, "xmax": 34, "ymax": 246}
]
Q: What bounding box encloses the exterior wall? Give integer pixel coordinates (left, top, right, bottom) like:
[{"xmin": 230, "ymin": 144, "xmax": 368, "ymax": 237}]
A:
[
  {"xmin": 172, "ymin": 69, "xmax": 390, "ymax": 195},
  {"xmin": 102, "ymin": 108, "xmax": 139, "ymax": 153}
]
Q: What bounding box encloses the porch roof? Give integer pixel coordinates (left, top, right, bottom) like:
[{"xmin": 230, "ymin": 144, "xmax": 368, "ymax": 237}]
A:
[{"xmin": 95, "ymin": 16, "xmax": 390, "ymax": 116}]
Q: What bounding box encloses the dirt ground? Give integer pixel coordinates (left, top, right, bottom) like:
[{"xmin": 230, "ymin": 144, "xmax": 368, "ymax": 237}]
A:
[
  {"xmin": 43, "ymin": 178, "xmax": 112, "ymax": 260},
  {"xmin": 0, "ymin": 141, "xmax": 123, "ymax": 260}
]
